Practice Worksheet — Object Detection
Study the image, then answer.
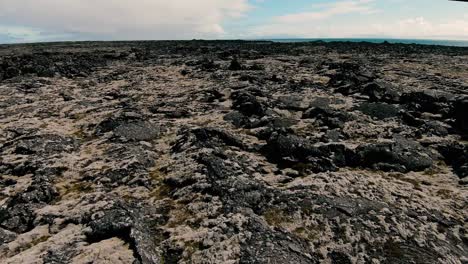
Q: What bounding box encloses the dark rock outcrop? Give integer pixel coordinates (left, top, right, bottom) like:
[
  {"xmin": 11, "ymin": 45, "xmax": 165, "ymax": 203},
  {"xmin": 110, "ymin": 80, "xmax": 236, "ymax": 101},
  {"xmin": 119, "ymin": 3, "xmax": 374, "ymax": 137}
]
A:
[
  {"xmin": 454, "ymin": 98, "xmax": 468, "ymax": 135},
  {"xmin": 262, "ymin": 133, "xmax": 351, "ymax": 173},
  {"xmin": 353, "ymin": 138, "xmax": 433, "ymax": 172},
  {"xmin": 356, "ymin": 102, "xmax": 400, "ymax": 120}
]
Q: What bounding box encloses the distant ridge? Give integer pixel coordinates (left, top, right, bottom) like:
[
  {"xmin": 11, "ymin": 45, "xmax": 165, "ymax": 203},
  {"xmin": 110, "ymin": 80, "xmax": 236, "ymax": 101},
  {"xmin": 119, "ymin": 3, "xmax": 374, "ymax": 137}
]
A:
[{"xmin": 266, "ymin": 38, "xmax": 468, "ymax": 47}]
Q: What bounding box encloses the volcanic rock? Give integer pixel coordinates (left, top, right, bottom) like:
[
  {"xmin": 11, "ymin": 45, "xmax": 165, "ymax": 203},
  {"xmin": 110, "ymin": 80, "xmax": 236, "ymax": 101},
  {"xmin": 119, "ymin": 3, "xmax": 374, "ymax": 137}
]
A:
[{"xmin": 0, "ymin": 40, "xmax": 467, "ymax": 263}]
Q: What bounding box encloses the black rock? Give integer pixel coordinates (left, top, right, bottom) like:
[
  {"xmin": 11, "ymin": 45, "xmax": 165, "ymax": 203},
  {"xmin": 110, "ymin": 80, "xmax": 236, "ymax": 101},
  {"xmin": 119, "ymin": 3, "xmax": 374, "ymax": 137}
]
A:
[
  {"xmin": 322, "ymin": 129, "xmax": 344, "ymax": 142},
  {"xmin": 0, "ymin": 183, "xmax": 58, "ymax": 233},
  {"xmin": 95, "ymin": 114, "xmax": 161, "ymax": 142},
  {"xmin": 224, "ymin": 111, "xmax": 250, "ymax": 128},
  {"xmin": 277, "ymin": 95, "xmax": 308, "ymax": 111},
  {"xmin": 401, "ymin": 111, "xmax": 425, "ymax": 127},
  {"xmin": 401, "ymin": 90, "xmax": 454, "ymax": 115},
  {"xmin": 13, "ymin": 135, "xmax": 77, "ymax": 156},
  {"xmin": 248, "ymin": 63, "xmax": 264, "ymax": 71},
  {"xmin": 5, "ymin": 67, "xmax": 21, "ymax": 79},
  {"xmin": 231, "ymin": 91, "xmax": 267, "ymax": 117},
  {"xmin": 0, "ymin": 228, "xmax": 17, "ymax": 246},
  {"xmin": 59, "ymin": 91, "xmax": 74, "ymax": 101},
  {"xmin": 302, "ymin": 106, "xmax": 350, "ymax": 129},
  {"xmin": 437, "ymin": 142, "xmax": 468, "ymax": 179},
  {"xmin": 240, "ymin": 218, "xmax": 319, "ymax": 264},
  {"xmin": 85, "ymin": 207, "xmax": 132, "ymax": 243},
  {"xmin": 83, "ymin": 204, "xmax": 166, "ymax": 263},
  {"xmin": 328, "ymin": 251, "xmax": 352, "ymax": 264},
  {"xmin": 165, "ymin": 109, "xmax": 190, "ymax": 118},
  {"xmin": 357, "ymin": 102, "xmax": 400, "ymax": 120},
  {"xmin": 113, "ymin": 121, "xmax": 161, "ymax": 141},
  {"xmin": 228, "ymin": 58, "xmax": 242, "ymax": 71},
  {"xmin": 309, "ymin": 97, "xmax": 332, "ymax": 109},
  {"xmin": 326, "ymin": 61, "xmax": 376, "ymax": 94},
  {"xmin": 262, "ymin": 133, "xmax": 352, "ymax": 173},
  {"xmin": 193, "ymin": 58, "xmax": 219, "ymax": 71},
  {"xmin": 421, "ymin": 121, "xmax": 449, "ymax": 137},
  {"xmin": 172, "ymin": 127, "xmax": 246, "ymax": 152},
  {"xmin": 10, "ymin": 161, "xmax": 38, "ymax": 177},
  {"xmin": 353, "ymin": 138, "xmax": 433, "ymax": 172},
  {"xmin": 203, "ymin": 89, "xmax": 224, "ymax": 103},
  {"xmin": 454, "ymin": 98, "xmax": 468, "ymax": 135},
  {"xmin": 362, "ymin": 81, "xmax": 401, "ymax": 103}
]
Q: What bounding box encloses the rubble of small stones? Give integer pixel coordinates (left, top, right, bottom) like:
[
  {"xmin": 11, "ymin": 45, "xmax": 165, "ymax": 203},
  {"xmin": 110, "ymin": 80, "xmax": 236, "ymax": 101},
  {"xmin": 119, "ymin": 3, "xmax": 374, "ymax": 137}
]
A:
[{"xmin": 0, "ymin": 40, "xmax": 467, "ymax": 263}]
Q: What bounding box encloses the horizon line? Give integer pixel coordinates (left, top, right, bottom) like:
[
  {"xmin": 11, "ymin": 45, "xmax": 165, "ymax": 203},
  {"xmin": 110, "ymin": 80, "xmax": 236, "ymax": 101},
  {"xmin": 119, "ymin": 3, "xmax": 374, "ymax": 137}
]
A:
[{"xmin": 1, "ymin": 37, "xmax": 468, "ymax": 46}]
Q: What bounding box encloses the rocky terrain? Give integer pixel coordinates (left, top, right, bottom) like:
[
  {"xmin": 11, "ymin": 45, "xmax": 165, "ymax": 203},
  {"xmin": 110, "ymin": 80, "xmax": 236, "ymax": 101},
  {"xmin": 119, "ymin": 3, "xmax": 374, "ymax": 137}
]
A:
[{"xmin": 0, "ymin": 40, "xmax": 467, "ymax": 264}]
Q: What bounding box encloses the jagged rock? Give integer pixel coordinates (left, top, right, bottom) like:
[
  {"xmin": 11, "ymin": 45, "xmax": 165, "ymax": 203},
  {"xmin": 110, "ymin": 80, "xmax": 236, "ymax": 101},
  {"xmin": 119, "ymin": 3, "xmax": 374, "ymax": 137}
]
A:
[
  {"xmin": 203, "ymin": 89, "xmax": 225, "ymax": 103},
  {"xmin": 187, "ymin": 58, "xmax": 219, "ymax": 71},
  {"xmin": 165, "ymin": 109, "xmax": 191, "ymax": 118},
  {"xmin": 401, "ymin": 90, "xmax": 454, "ymax": 115},
  {"xmin": 454, "ymin": 98, "xmax": 468, "ymax": 135},
  {"xmin": 85, "ymin": 207, "xmax": 132, "ymax": 243},
  {"xmin": 421, "ymin": 120, "xmax": 449, "ymax": 137},
  {"xmin": 276, "ymin": 95, "xmax": 308, "ymax": 111},
  {"xmin": 401, "ymin": 111, "xmax": 426, "ymax": 127},
  {"xmin": 83, "ymin": 203, "xmax": 166, "ymax": 264},
  {"xmin": 0, "ymin": 228, "xmax": 17, "ymax": 246},
  {"xmin": 353, "ymin": 138, "xmax": 433, "ymax": 172},
  {"xmin": 3, "ymin": 161, "xmax": 39, "ymax": 177},
  {"xmin": 356, "ymin": 102, "xmax": 400, "ymax": 120},
  {"xmin": 328, "ymin": 251, "xmax": 352, "ymax": 264},
  {"xmin": 113, "ymin": 121, "xmax": 161, "ymax": 141},
  {"xmin": 231, "ymin": 91, "xmax": 267, "ymax": 117},
  {"xmin": 322, "ymin": 129, "xmax": 344, "ymax": 142},
  {"xmin": 95, "ymin": 114, "xmax": 161, "ymax": 141},
  {"xmin": 4, "ymin": 67, "xmax": 21, "ymax": 79},
  {"xmin": 0, "ymin": 182, "xmax": 58, "ymax": 233},
  {"xmin": 248, "ymin": 63, "xmax": 264, "ymax": 71},
  {"xmin": 240, "ymin": 218, "xmax": 319, "ymax": 264},
  {"xmin": 302, "ymin": 106, "xmax": 351, "ymax": 129},
  {"xmin": 0, "ymin": 52, "xmax": 107, "ymax": 81},
  {"xmin": 224, "ymin": 111, "xmax": 250, "ymax": 128},
  {"xmin": 172, "ymin": 127, "xmax": 246, "ymax": 152},
  {"xmin": 228, "ymin": 58, "xmax": 242, "ymax": 71},
  {"xmin": 327, "ymin": 61, "xmax": 376, "ymax": 94},
  {"xmin": 13, "ymin": 134, "xmax": 76, "ymax": 155},
  {"xmin": 262, "ymin": 133, "xmax": 351, "ymax": 172},
  {"xmin": 362, "ymin": 81, "xmax": 401, "ymax": 103},
  {"xmin": 437, "ymin": 142, "xmax": 468, "ymax": 179}
]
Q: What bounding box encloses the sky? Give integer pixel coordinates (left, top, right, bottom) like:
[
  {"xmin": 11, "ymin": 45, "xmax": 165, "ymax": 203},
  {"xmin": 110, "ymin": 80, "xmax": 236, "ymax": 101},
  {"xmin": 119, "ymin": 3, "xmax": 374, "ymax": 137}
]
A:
[{"xmin": 0, "ymin": 0, "xmax": 467, "ymax": 43}]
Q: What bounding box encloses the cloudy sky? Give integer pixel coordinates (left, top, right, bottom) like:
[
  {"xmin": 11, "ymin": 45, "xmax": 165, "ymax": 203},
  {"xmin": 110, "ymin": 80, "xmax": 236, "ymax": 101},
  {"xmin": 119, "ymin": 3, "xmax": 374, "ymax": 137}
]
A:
[{"xmin": 0, "ymin": 0, "xmax": 467, "ymax": 43}]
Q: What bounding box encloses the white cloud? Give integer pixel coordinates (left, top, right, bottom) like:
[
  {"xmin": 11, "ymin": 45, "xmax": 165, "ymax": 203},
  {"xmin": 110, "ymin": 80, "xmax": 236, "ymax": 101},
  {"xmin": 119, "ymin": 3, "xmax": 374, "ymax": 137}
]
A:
[
  {"xmin": 0, "ymin": 25, "xmax": 42, "ymax": 41},
  {"xmin": 250, "ymin": 0, "xmax": 468, "ymax": 40},
  {"xmin": 0, "ymin": 0, "xmax": 252, "ymax": 40},
  {"xmin": 361, "ymin": 16, "xmax": 468, "ymax": 40},
  {"xmin": 276, "ymin": 0, "xmax": 377, "ymax": 23},
  {"xmin": 250, "ymin": 0, "xmax": 380, "ymax": 38}
]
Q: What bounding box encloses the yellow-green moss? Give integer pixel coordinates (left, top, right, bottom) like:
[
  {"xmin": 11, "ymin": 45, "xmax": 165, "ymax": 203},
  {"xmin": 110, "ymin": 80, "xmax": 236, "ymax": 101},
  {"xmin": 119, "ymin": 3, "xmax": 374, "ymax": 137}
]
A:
[
  {"xmin": 60, "ymin": 182, "xmax": 94, "ymax": 197},
  {"xmin": 436, "ymin": 189, "xmax": 452, "ymax": 199},
  {"xmin": 166, "ymin": 207, "xmax": 192, "ymax": 228},
  {"xmin": 263, "ymin": 208, "xmax": 290, "ymax": 227},
  {"xmin": 293, "ymin": 226, "xmax": 319, "ymax": 241},
  {"xmin": 182, "ymin": 241, "xmax": 202, "ymax": 261},
  {"xmin": 149, "ymin": 168, "xmax": 165, "ymax": 183},
  {"xmin": 72, "ymin": 129, "xmax": 87, "ymax": 140},
  {"xmin": 72, "ymin": 113, "xmax": 87, "ymax": 120},
  {"xmin": 16, "ymin": 235, "xmax": 51, "ymax": 254},
  {"xmin": 150, "ymin": 184, "xmax": 172, "ymax": 200}
]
